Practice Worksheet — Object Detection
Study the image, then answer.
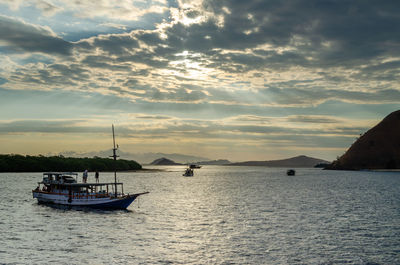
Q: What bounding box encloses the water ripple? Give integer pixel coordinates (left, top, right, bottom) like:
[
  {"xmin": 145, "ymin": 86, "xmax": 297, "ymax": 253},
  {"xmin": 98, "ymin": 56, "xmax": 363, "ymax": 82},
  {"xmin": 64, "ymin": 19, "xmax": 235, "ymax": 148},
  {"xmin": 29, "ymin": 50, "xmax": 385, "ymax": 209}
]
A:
[{"xmin": 0, "ymin": 169, "xmax": 399, "ymax": 264}]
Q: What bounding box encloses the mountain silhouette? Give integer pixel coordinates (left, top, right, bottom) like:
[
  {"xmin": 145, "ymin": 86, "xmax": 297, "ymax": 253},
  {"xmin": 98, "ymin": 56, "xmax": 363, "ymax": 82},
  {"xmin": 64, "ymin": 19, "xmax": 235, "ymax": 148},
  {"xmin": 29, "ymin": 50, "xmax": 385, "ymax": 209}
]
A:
[
  {"xmin": 327, "ymin": 110, "xmax": 400, "ymax": 170},
  {"xmin": 229, "ymin": 155, "xmax": 329, "ymax": 167},
  {"xmin": 150, "ymin": 157, "xmax": 182, "ymax": 165}
]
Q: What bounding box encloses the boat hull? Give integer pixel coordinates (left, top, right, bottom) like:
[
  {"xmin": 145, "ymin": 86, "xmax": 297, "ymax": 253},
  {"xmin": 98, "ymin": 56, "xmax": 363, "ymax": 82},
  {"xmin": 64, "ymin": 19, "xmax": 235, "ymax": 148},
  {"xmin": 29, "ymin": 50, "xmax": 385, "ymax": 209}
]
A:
[{"xmin": 32, "ymin": 191, "xmax": 147, "ymax": 210}]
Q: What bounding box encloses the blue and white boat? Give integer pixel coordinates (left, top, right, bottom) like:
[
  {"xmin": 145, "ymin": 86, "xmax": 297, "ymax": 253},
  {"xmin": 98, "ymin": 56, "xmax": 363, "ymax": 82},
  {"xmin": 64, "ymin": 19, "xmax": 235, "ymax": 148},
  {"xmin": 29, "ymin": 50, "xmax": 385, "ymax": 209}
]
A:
[
  {"xmin": 32, "ymin": 126, "xmax": 149, "ymax": 210},
  {"xmin": 32, "ymin": 172, "xmax": 148, "ymax": 209}
]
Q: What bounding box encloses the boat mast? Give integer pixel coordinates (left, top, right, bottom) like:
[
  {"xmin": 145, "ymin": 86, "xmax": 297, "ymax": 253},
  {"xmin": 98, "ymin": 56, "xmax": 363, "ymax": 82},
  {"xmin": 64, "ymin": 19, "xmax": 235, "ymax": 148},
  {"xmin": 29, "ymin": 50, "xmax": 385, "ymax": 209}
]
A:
[{"xmin": 111, "ymin": 124, "xmax": 119, "ymax": 196}]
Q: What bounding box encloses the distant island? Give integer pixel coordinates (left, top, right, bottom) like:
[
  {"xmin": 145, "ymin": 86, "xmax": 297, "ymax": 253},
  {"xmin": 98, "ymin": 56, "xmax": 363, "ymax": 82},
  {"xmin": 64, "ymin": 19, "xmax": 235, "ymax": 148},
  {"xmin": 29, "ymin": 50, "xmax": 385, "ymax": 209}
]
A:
[
  {"xmin": 327, "ymin": 109, "xmax": 400, "ymax": 170},
  {"xmin": 60, "ymin": 150, "xmax": 209, "ymax": 165},
  {"xmin": 195, "ymin": 159, "xmax": 231, "ymax": 165},
  {"xmin": 229, "ymin": 155, "xmax": 329, "ymax": 167},
  {"xmin": 150, "ymin": 157, "xmax": 231, "ymax": 166},
  {"xmin": 148, "ymin": 156, "xmax": 328, "ymax": 167},
  {"xmin": 0, "ymin": 154, "xmax": 142, "ymax": 172},
  {"xmin": 150, "ymin": 157, "xmax": 182, "ymax": 165}
]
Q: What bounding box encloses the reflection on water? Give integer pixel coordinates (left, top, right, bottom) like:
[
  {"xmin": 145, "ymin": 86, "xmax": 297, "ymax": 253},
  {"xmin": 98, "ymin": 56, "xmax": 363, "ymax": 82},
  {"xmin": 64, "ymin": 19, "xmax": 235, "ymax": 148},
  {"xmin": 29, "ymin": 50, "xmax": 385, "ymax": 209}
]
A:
[{"xmin": 1, "ymin": 167, "xmax": 399, "ymax": 264}]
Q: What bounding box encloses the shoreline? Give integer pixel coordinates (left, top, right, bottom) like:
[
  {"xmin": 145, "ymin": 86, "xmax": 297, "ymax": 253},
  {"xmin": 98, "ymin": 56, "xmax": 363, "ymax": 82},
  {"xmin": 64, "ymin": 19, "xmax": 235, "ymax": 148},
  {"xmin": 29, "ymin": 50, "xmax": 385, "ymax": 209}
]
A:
[{"xmin": 0, "ymin": 168, "xmax": 167, "ymax": 174}]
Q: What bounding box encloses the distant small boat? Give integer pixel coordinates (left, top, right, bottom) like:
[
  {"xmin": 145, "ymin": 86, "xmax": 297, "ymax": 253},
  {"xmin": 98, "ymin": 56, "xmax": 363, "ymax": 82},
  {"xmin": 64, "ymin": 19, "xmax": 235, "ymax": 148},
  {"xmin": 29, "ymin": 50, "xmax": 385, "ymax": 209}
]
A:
[
  {"xmin": 189, "ymin": 164, "xmax": 201, "ymax": 169},
  {"xmin": 287, "ymin": 169, "xmax": 296, "ymax": 176},
  {"xmin": 183, "ymin": 168, "xmax": 194, "ymax": 177}
]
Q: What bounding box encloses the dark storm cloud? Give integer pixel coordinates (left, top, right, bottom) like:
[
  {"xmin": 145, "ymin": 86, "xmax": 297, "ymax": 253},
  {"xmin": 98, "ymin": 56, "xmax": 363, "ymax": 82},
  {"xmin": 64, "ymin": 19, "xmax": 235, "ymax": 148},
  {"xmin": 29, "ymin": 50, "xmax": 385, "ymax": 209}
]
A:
[
  {"xmin": 262, "ymin": 85, "xmax": 400, "ymax": 105},
  {"xmin": 202, "ymin": 50, "xmax": 309, "ymax": 73},
  {"xmin": 200, "ymin": 0, "xmax": 400, "ymax": 64},
  {"xmin": 9, "ymin": 63, "xmax": 90, "ymax": 87},
  {"xmin": 136, "ymin": 31, "xmax": 163, "ymax": 46},
  {"xmin": 185, "ymin": 9, "xmax": 201, "ymax": 19},
  {"xmin": 81, "ymin": 56, "xmax": 132, "ymax": 71},
  {"xmin": 116, "ymin": 53, "xmax": 169, "ymax": 68},
  {"xmin": 2, "ymin": 0, "xmax": 399, "ymax": 109},
  {"xmin": 115, "ymin": 0, "xmax": 397, "ymax": 75},
  {"xmin": 101, "ymin": 80, "xmax": 209, "ymax": 103},
  {"xmin": 76, "ymin": 0, "xmax": 397, "ymax": 78},
  {"xmin": 352, "ymin": 60, "xmax": 400, "ymax": 82},
  {"xmin": 91, "ymin": 34, "xmax": 139, "ymax": 56},
  {"xmin": 0, "ymin": 15, "xmax": 72, "ymax": 55},
  {"xmin": 48, "ymin": 64, "xmax": 90, "ymax": 79},
  {"xmin": 144, "ymin": 86, "xmax": 208, "ymax": 103}
]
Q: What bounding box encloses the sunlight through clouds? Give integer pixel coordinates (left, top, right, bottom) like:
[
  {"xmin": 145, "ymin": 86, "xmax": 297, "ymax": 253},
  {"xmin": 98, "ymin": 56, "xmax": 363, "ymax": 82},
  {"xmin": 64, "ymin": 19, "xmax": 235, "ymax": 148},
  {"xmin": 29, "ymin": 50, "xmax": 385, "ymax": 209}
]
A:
[{"xmin": 0, "ymin": 0, "xmax": 399, "ymax": 161}]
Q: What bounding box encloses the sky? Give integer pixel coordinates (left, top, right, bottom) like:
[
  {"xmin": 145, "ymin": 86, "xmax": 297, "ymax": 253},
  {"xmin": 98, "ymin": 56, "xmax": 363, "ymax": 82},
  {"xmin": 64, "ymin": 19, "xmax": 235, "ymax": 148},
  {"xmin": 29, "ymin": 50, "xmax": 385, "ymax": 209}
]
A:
[{"xmin": 0, "ymin": 0, "xmax": 399, "ymax": 162}]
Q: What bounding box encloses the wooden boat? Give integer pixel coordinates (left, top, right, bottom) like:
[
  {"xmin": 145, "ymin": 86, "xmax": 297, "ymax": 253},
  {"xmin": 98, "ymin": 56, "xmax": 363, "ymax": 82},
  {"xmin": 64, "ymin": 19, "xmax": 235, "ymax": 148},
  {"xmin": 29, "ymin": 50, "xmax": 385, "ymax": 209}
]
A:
[
  {"xmin": 32, "ymin": 125, "xmax": 148, "ymax": 209},
  {"xmin": 32, "ymin": 172, "xmax": 148, "ymax": 209}
]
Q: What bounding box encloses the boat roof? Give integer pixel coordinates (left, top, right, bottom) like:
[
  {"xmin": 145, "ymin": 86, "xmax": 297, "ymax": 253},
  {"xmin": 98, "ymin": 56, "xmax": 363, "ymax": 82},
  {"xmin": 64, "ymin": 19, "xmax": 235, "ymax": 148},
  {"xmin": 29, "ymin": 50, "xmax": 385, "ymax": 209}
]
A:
[
  {"xmin": 43, "ymin": 172, "xmax": 78, "ymax": 176},
  {"xmin": 40, "ymin": 182, "xmax": 124, "ymax": 187}
]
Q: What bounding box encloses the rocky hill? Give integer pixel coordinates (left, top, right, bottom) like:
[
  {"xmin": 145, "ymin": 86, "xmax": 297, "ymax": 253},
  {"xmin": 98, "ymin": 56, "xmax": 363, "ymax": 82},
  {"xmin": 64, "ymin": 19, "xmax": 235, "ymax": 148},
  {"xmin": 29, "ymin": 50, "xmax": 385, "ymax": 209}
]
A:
[
  {"xmin": 229, "ymin": 155, "xmax": 329, "ymax": 167},
  {"xmin": 327, "ymin": 110, "xmax": 400, "ymax": 170},
  {"xmin": 150, "ymin": 157, "xmax": 182, "ymax": 165}
]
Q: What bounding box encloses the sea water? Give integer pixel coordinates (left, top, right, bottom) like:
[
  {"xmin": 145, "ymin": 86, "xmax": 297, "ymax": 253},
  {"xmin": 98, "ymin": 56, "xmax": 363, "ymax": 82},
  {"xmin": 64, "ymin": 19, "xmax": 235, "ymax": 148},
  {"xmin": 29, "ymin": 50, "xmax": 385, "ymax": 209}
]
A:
[{"xmin": 0, "ymin": 166, "xmax": 399, "ymax": 264}]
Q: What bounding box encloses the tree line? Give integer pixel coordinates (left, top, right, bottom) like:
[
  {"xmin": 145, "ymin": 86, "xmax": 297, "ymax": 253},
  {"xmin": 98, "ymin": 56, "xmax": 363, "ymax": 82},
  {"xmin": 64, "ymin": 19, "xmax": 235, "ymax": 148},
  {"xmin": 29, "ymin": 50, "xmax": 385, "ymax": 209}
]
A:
[{"xmin": 0, "ymin": 154, "xmax": 142, "ymax": 172}]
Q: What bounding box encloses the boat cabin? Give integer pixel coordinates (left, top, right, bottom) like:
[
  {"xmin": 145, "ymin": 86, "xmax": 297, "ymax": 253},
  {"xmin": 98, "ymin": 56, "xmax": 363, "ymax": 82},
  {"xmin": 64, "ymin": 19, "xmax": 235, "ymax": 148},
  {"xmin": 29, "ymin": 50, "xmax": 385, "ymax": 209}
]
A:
[
  {"xmin": 42, "ymin": 172, "xmax": 78, "ymax": 184},
  {"xmin": 35, "ymin": 172, "xmax": 126, "ymax": 199}
]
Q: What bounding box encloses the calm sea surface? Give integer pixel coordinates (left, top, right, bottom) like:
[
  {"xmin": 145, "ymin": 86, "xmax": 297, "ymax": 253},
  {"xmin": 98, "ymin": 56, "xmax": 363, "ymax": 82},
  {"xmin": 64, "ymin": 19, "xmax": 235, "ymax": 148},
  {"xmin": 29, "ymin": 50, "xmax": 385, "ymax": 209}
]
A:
[{"xmin": 1, "ymin": 166, "xmax": 399, "ymax": 264}]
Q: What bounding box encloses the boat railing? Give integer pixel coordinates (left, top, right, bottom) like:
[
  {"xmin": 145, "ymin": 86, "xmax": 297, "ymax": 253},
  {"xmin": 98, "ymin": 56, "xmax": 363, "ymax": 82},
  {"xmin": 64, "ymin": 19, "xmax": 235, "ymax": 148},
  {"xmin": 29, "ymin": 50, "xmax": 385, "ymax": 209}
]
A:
[
  {"xmin": 35, "ymin": 190, "xmax": 126, "ymax": 199},
  {"xmin": 34, "ymin": 180, "xmax": 126, "ymax": 200},
  {"xmin": 69, "ymin": 191, "xmax": 125, "ymax": 199}
]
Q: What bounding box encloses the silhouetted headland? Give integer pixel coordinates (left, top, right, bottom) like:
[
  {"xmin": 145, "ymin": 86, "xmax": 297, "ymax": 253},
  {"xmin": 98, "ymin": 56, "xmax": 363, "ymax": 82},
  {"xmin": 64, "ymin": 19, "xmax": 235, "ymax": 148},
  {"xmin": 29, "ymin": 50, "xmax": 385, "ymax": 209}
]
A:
[{"xmin": 326, "ymin": 110, "xmax": 400, "ymax": 170}]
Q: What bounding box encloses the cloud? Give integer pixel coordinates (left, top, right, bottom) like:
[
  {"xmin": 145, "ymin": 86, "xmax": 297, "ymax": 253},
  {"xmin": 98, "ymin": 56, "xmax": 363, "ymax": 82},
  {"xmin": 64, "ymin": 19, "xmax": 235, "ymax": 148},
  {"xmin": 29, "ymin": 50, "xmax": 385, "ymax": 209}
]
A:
[
  {"xmin": 0, "ymin": 119, "xmax": 86, "ymax": 133},
  {"xmin": 35, "ymin": 0, "xmax": 63, "ymax": 16},
  {"xmin": 0, "ymin": 15, "xmax": 72, "ymax": 55},
  {"xmin": 135, "ymin": 114, "xmax": 173, "ymax": 120},
  {"xmin": 99, "ymin": 23, "xmax": 127, "ymax": 31},
  {"xmin": 1, "ymin": 0, "xmax": 400, "ymax": 109},
  {"xmin": 201, "ymin": 0, "xmax": 400, "ymax": 62},
  {"xmin": 286, "ymin": 115, "xmax": 340, "ymax": 124},
  {"xmin": 0, "ymin": 119, "xmax": 138, "ymax": 134},
  {"xmin": 65, "ymin": 1, "xmax": 169, "ymax": 21},
  {"xmin": 0, "ymin": 111, "xmax": 374, "ymax": 160},
  {"xmin": 0, "ymin": 115, "xmax": 367, "ymax": 138},
  {"xmin": 0, "ymin": 0, "xmax": 169, "ymax": 20},
  {"xmin": 261, "ymin": 85, "xmax": 400, "ymax": 106},
  {"xmin": 87, "ymin": 34, "xmax": 140, "ymax": 56},
  {"xmin": 0, "ymin": 77, "xmax": 8, "ymax": 85}
]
